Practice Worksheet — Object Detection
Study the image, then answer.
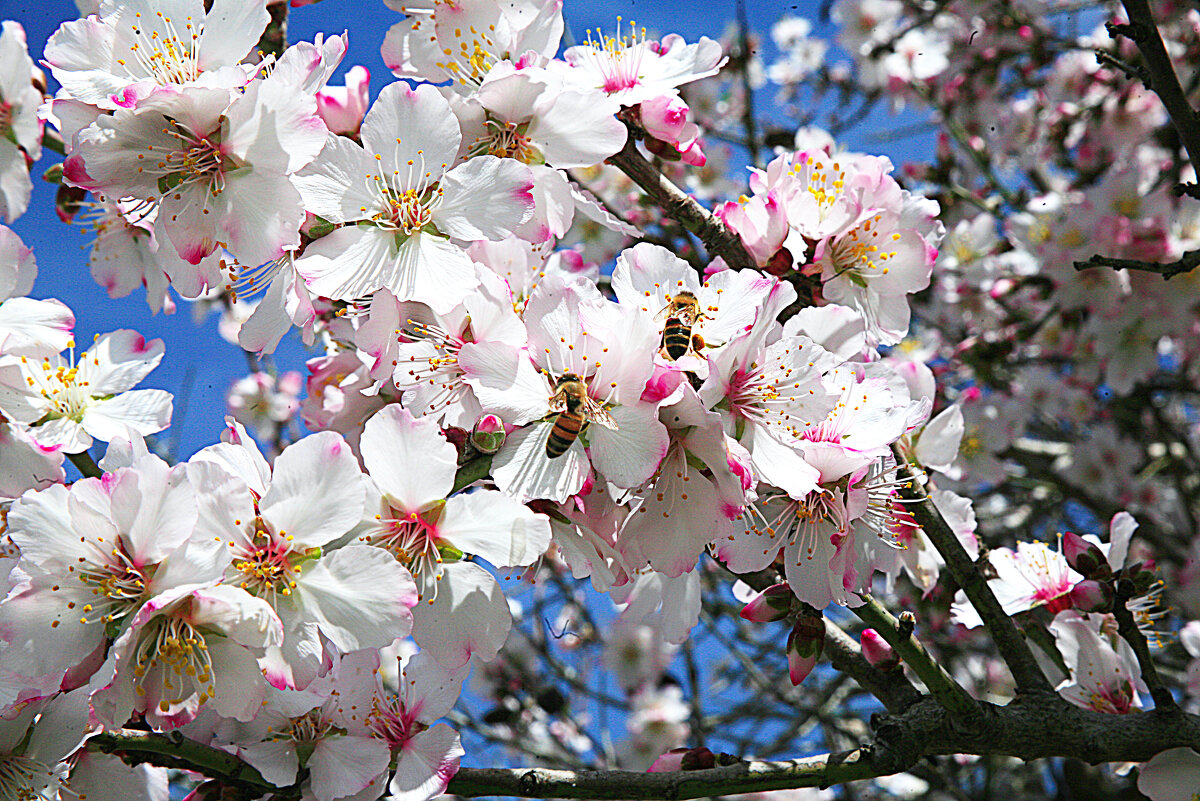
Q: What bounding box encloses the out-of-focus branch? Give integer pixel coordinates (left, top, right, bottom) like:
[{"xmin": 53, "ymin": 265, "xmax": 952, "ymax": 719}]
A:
[
  {"xmin": 258, "ymin": 1, "xmax": 289, "ymax": 59},
  {"xmin": 1112, "ymin": 1, "xmax": 1200, "ymax": 188},
  {"xmin": 891, "ymin": 445, "xmax": 1054, "ymax": 695},
  {"xmin": 607, "ymin": 129, "xmax": 758, "ymax": 270},
  {"xmin": 853, "ymin": 595, "xmax": 983, "ymax": 727},
  {"xmin": 1073, "ymin": 248, "xmax": 1200, "ymax": 280},
  {"xmin": 68, "ymin": 450, "xmax": 103, "ymax": 479}
]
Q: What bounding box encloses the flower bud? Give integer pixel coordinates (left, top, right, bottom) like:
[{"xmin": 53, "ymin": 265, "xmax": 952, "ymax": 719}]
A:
[
  {"xmin": 640, "ymin": 95, "xmax": 690, "ymax": 143},
  {"xmin": 786, "ymin": 615, "xmax": 825, "ymax": 686},
  {"xmin": 471, "ymin": 414, "xmax": 507, "ymax": 454},
  {"xmin": 1062, "ymin": 532, "xmax": 1110, "ymax": 579},
  {"xmin": 860, "ymin": 628, "xmax": 900, "ymax": 671},
  {"xmin": 739, "ymin": 582, "xmax": 793, "ymax": 623},
  {"xmin": 1068, "ymin": 579, "xmax": 1113, "ymax": 613},
  {"xmin": 765, "ymin": 246, "xmax": 794, "ymax": 277},
  {"xmin": 316, "ymin": 65, "xmax": 371, "ymax": 137},
  {"xmin": 1124, "ymin": 561, "xmax": 1158, "ymax": 597},
  {"xmin": 648, "ymin": 746, "xmax": 715, "ymax": 773}
]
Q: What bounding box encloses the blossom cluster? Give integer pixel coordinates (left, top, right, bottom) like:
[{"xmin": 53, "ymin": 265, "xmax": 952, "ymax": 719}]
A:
[{"xmin": 0, "ymin": 0, "xmax": 1196, "ymax": 798}]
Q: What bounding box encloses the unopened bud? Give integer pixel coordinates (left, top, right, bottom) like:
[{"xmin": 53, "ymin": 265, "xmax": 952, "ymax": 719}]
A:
[
  {"xmin": 648, "ymin": 746, "xmax": 715, "ymax": 773},
  {"xmin": 786, "ymin": 615, "xmax": 825, "ymax": 686},
  {"xmin": 1062, "ymin": 532, "xmax": 1110, "ymax": 579},
  {"xmin": 860, "ymin": 628, "xmax": 901, "ymax": 671},
  {"xmin": 765, "ymin": 246, "xmax": 794, "ymax": 277},
  {"xmin": 471, "ymin": 414, "xmax": 506, "ymax": 454},
  {"xmin": 1124, "ymin": 562, "xmax": 1157, "ymax": 596},
  {"xmin": 1068, "ymin": 579, "xmax": 1113, "ymax": 613},
  {"xmin": 739, "ymin": 582, "xmax": 793, "ymax": 623}
]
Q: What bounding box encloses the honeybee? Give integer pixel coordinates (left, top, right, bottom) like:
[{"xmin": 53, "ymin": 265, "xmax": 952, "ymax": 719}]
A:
[
  {"xmin": 545, "ymin": 373, "xmax": 618, "ymax": 458},
  {"xmin": 656, "ymin": 291, "xmax": 708, "ymax": 361}
]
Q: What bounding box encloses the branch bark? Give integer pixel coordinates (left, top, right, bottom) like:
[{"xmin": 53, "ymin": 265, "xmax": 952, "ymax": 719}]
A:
[
  {"xmin": 607, "ymin": 129, "xmax": 758, "ymax": 270},
  {"xmin": 1114, "ymin": 1, "xmax": 1200, "ymax": 186},
  {"xmin": 892, "ymin": 445, "xmax": 1054, "ymax": 695},
  {"xmin": 1073, "ymin": 248, "xmax": 1200, "ymax": 280}
]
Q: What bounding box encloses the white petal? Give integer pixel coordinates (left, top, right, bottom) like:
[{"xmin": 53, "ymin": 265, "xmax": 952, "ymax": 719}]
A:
[
  {"xmin": 411, "ymin": 562, "xmax": 510, "ymax": 668},
  {"xmin": 81, "ymin": 390, "xmax": 173, "ymax": 443},
  {"xmin": 588, "ymin": 403, "xmax": 669, "ymax": 489},
  {"xmin": 360, "ymin": 406, "xmax": 456, "ymax": 511},
  {"xmin": 389, "ymin": 723, "xmax": 463, "ymax": 801},
  {"xmin": 439, "ymin": 491, "xmax": 551, "ymax": 568},
  {"xmin": 361, "ymin": 83, "xmax": 460, "ymax": 178},
  {"xmin": 309, "ymin": 736, "xmax": 390, "ymax": 801},
  {"xmin": 490, "ymin": 421, "xmax": 588, "ymax": 503},
  {"xmin": 292, "ymin": 545, "xmax": 417, "ymax": 652},
  {"xmin": 259, "ymin": 432, "xmax": 363, "ymax": 548},
  {"xmin": 435, "ymin": 156, "xmax": 534, "ymax": 241}
]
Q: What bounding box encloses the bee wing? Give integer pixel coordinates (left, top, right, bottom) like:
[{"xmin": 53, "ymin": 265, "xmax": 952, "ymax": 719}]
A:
[
  {"xmin": 547, "ymin": 392, "xmax": 570, "ymax": 413},
  {"xmin": 653, "ymin": 301, "xmax": 676, "ymax": 322},
  {"xmin": 582, "ymin": 397, "xmax": 619, "ymax": 430}
]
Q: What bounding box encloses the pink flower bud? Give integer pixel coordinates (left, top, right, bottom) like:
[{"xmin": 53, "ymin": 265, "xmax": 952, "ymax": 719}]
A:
[
  {"xmin": 678, "ymin": 139, "xmax": 706, "ymax": 166},
  {"xmin": 315, "ymin": 65, "xmax": 370, "ymax": 136},
  {"xmin": 786, "ymin": 615, "xmax": 825, "ymax": 686},
  {"xmin": 739, "ymin": 583, "xmax": 793, "ymax": 623},
  {"xmin": 641, "ymin": 95, "xmax": 690, "ymax": 142},
  {"xmin": 648, "ymin": 746, "xmax": 715, "ymax": 773},
  {"xmin": 1062, "ymin": 532, "xmax": 1110, "ymax": 579},
  {"xmin": 860, "ymin": 628, "xmax": 900, "ymax": 670},
  {"xmin": 471, "ymin": 414, "xmax": 507, "ymax": 454},
  {"xmin": 1068, "ymin": 579, "xmax": 1114, "ymax": 613}
]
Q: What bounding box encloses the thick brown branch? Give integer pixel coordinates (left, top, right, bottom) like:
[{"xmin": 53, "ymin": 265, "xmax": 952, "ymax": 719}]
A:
[
  {"xmin": 446, "ymin": 693, "xmax": 1200, "ymax": 799},
  {"xmin": 1073, "ymin": 248, "xmax": 1200, "ymax": 280},
  {"xmin": 448, "ymin": 750, "xmax": 884, "ymax": 799},
  {"xmin": 607, "ymin": 129, "xmax": 758, "ymax": 270}
]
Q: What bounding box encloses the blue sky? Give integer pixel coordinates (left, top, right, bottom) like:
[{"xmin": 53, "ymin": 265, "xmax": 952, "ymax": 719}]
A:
[{"xmin": 1, "ymin": 0, "xmax": 927, "ymax": 461}]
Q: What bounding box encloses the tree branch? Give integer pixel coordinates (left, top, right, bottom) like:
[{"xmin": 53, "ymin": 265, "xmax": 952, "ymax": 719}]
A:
[
  {"xmin": 1073, "ymin": 248, "xmax": 1200, "ymax": 280},
  {"xmin": 853, "ymin": 595, "xmax": 983, "ymax": 727},
  {"xmin": 1113, "ymin": 1, "xmax": 1200, "ymax": 189},
  {"xmin": 607, "ymin": 129, "xmax": 758, "ymax": 270},
  {"xmin": 891, "ymin": 445, "xmax": 1054, "ymax": 695},
  {"xmin": 823, "ymin": 617, "xmax": 923, "ymax": 714},
  {"xmin": 448, "ymin": 750, "xmax": 885, "ymax": 799}
]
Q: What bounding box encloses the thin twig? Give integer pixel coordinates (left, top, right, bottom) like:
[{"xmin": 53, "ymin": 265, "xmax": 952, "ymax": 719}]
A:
[
  {"xmin": 891, "ymin": 445, "xmax": 1054, "ymax": 695},
  {"xmin": 1073, "ymin": 248, "xmax": 1200, "ymax": 280},
  {"xmin": 853, "ymin": 595, "xmax": 983, "ymax": 727}
]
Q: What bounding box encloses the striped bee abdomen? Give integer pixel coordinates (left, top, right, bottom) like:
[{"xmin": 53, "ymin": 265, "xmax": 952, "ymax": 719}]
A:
[{"xmin": 546, "ymin": 412, "xmax": 586, "ymax": 458}]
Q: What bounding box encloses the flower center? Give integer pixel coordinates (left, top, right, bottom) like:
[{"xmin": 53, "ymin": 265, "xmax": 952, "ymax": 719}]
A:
[
  {"xmin": 476, "ymin": 119, "xmax": 539, "ymax": 163},
  {"xmin": 131, "ymin": 615, "xmax": 215, "ymax": 712},
  {"xmin": 434, "ymin": 23, "xmax": 498, "ymax": 87},
  {"xmin": 117, "ymin": 10, "xmax": 203, "ymax": 85},
  {"xmin": 18, "ymin": 342, "xmax": 91, "ymax": 423},
  {"xmin": 72, "ymin": 540, "xmax": 152, "ymax": 626},
  {"xmin": 0, "ymin": 753, "xmax": 58, "ymax": 801},
  {"xmin": 584, "ymin": 18, "xmax": 647, "ymax": 94},
  {"xmin": 231, "ymin": 518, "xmax": 302, "ymax": 602},
  {"xmin": 154, "ymin": 120, "xmax": 230, "ymax": 197}
]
